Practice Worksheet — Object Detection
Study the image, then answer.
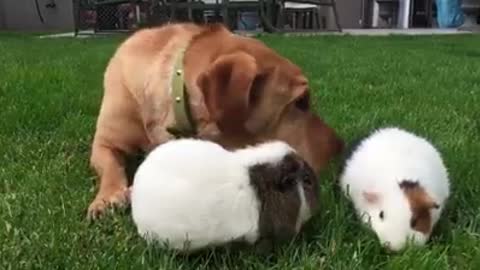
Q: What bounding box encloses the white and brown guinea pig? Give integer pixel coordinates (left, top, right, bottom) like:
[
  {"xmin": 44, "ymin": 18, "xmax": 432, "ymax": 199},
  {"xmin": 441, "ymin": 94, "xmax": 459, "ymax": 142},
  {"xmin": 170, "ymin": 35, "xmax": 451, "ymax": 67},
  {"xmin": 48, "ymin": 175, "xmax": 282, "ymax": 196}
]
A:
[
  {"xmin": 130, "ymin": 139, "xmax": 318, "ymax": 253},
  {"xmin": 339, "ymin": 127, "xmax": 450, "ymax": 251}
]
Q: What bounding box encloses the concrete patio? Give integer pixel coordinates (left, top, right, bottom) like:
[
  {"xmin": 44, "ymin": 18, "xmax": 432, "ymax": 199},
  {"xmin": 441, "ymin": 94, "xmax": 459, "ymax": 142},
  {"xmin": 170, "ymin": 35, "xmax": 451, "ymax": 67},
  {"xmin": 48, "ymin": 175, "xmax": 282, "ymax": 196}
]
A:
[{"xmin": 37, "ymin": 27, "xmax": 476, "ymax": 39}]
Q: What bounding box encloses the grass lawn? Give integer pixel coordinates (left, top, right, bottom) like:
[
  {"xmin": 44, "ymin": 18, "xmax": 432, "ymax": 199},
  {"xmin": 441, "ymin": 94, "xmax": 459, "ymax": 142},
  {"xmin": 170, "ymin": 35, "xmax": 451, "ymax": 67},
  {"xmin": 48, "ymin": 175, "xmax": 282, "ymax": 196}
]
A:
[{"xmin": 0, "ymin": 32, "xmax": 479, "ymax": 270}]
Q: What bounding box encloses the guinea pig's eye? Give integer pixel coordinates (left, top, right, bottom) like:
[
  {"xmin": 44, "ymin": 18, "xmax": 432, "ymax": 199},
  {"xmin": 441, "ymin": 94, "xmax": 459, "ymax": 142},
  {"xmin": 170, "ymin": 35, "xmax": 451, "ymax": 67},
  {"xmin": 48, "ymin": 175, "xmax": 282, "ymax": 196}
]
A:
[
  {"xmin": 379, "ymin": 211, "xmax": 385, "ymax": 220},
  {"xmin": 277, "ymin": 175, "xmax": 297, "ymax": 192},
  {"xmin": 302, "ymin": 175, "xmax": 312, "ymax": 186},
  {"xmin": 286, "ymin": 176, "xmax": 296, "ymax": 185}
]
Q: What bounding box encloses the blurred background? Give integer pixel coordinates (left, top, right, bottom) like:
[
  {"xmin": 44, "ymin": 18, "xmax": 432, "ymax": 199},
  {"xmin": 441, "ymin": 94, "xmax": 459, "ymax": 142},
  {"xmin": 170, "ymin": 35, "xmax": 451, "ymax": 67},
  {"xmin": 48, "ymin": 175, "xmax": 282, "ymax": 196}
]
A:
[{"xmin": 0, "ymin": 0, "xmax": 478, "ymax": 34}]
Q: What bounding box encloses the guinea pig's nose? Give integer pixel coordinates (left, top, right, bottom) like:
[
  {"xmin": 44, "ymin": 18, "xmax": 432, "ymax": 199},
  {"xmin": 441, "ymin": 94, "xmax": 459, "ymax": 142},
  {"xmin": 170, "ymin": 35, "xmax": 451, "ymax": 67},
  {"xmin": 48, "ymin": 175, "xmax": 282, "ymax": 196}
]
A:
[{"xmin": 382, "ymin": 242, "xmax": 402, "ymax": 253}]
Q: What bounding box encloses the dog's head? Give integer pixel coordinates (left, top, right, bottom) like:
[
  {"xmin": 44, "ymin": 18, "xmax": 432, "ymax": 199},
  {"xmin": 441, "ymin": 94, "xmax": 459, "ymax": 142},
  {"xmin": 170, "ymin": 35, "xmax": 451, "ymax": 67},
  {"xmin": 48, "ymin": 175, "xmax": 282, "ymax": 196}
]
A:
[{"xmin": 197, "ymin": 38, "xmax": 343, "ymax": 173}]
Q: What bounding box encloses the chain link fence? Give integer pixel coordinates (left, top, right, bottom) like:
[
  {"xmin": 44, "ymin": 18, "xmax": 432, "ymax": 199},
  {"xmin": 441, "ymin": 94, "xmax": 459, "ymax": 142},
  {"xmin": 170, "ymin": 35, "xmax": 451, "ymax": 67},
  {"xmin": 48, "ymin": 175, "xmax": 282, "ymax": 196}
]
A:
[
  {"xmin": 76, "ymin": 0, "xmax": 225, "ymax": 34},
  {"xmin": 76, "ymin": 0, "xmax": 154, "ymax": 33}
]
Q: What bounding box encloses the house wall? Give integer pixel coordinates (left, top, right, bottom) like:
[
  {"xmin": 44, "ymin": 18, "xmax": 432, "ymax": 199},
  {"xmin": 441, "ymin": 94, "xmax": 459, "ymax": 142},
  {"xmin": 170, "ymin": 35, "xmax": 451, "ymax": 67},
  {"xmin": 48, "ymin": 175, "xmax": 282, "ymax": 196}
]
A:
[
  {"xmin": 0, "ymin": 0, "xmax": 6, "ymax": 28},
  {"xmin": 321, "ymin": 0, "xmax": 368, "ymax": 29},
  {"xmin": 336, "ymin": 0, "xmax": 366, "ymax": 28},
  {"xmin": 0, "ymin": 0, "xmax": 74, "ymax": 31}
]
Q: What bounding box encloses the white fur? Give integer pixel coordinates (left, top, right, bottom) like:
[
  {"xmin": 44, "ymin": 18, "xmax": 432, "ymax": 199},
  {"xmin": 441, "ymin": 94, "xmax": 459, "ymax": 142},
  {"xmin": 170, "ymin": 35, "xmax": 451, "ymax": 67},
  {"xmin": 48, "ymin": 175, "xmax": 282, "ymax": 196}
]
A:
[
  {"xmin": 295, "ymin": 183, "xmax": 312, "ymax": 232},
  {"xmin": 130, "ymin": 139, "xmax": 308, "ymax": 252},
  {"xmin": 340, "ymin": 127, "xmax": 450, "ymax": 251}
]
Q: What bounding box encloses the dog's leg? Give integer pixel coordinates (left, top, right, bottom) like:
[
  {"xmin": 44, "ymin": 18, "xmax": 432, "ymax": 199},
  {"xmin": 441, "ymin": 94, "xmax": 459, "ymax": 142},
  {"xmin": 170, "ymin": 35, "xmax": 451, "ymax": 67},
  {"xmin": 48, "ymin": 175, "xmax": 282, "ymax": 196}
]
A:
[
  {"xmin": 87, "ymin": 50, "xmax": 153, "ymax": 219},
  {"xmin": 144, "ymin": 117, "xmax": 176, "ymax": 150},
  {"xmin": 87, "ymin": 142, "xmax": 130, "ymax": 219}
]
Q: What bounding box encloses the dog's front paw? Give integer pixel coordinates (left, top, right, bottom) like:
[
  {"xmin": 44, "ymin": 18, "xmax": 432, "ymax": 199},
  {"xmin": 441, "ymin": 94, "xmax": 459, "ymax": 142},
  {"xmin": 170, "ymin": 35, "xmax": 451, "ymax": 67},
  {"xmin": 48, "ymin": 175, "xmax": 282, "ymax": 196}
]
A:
[
  {"xmin": 196, "ymin": 122, "xmax": 221, "ymax": 141},
  {"xmin": 87, "ymin": 186, "xmax": 130, "ymax": 220}
]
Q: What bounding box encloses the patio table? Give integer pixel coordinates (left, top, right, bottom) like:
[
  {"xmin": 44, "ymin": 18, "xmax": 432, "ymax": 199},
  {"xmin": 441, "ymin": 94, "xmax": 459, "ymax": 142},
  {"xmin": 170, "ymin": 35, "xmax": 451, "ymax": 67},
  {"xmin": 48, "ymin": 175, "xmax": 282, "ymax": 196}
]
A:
[{"xmin": 161, "ymin": 0, "xmax": 280, "ymax": 32}]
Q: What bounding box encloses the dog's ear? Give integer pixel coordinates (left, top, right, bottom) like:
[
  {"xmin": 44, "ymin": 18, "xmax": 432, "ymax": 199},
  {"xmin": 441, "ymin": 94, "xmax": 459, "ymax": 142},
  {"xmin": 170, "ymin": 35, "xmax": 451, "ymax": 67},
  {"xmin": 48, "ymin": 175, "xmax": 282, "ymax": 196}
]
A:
[
  {"xmin": 197, "ymin": 52, "xmax": 259, "ymax": 133},
  {"xmin": 241, "ymin": 66, "xmax": 307, "ymax": 135}
]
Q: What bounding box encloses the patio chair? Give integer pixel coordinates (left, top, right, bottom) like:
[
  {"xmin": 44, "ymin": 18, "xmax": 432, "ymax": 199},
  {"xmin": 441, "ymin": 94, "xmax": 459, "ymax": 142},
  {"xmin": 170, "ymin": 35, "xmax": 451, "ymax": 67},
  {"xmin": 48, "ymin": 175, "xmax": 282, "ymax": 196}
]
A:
[
  {"xmin": 275, "ymin": 0, "xmax": 342, "ymax": 31},
  {"xmin": 371, "ymin": 0, "xmax": 400, "ymax": 28},
  {"xmin": 279, "ymin": 2, "xmax": 322, "ymax": 29}
]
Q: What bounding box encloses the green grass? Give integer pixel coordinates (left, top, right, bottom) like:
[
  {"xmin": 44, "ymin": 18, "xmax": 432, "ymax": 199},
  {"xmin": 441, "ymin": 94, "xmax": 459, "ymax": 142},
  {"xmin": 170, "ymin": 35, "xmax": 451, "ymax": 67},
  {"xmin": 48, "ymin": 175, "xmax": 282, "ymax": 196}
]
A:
[{"xmin": 1, "ymin": 32, "xmax": 479, "ymax": 269}]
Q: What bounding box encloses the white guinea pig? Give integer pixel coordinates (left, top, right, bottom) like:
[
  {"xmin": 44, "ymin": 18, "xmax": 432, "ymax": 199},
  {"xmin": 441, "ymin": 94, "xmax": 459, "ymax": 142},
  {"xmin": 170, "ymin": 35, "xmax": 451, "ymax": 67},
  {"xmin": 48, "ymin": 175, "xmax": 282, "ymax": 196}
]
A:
[
  {"xmin": 339, "ymin": 127, "xmax": 450, "ymax": 251},
  {"xmin": 130, "ymin": 139, "xmax": 318, "ymax": 253}
]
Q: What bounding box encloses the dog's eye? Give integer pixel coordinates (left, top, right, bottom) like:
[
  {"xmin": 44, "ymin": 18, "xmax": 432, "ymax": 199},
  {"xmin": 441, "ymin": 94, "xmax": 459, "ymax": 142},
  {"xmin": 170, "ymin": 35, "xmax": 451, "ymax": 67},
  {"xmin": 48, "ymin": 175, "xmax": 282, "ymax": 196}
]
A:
[
  {"xmin": 410, "ymin": 218, "xmax": 418, "ymax": 228},
  {"xmin": 249, "ymin": 75, "xmax": 267, "ymax": 106},
  {"xmin": 379, "ymin": 211, "xmax": 384, "ymax": 220},
  {"xmin": 249, "ymin": 88, "xmax": 261, "ymax": 106},
  {"xmin": 295, "ymin": 93, "xmax": 309, "ymax": 111}
]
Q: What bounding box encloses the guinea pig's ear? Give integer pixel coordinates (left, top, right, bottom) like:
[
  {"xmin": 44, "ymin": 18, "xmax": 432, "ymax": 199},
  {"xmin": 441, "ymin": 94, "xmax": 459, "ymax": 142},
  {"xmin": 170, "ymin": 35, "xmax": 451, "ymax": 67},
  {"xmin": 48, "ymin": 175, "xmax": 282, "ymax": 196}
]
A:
[
  {"xmin": 276, "ymin": 155, "xmax": 301, "ymax": 192},
  {"xmin": 362, "ymin": 191, "xmax": 380, "ymax": 204},
  {"xmin": 423, "ymin": 197, "xmax": 440, "ymax": 210},
  {"xmin": 399, "ymin": 180, "xmax": 439, "ymax": 210},
  {"xmin": 282, "ymin": 155, "xmax": 301, "ymax": 174},
  {"xmin": 422, "ymin": 191, "xmax": 440, "ymax": 210}
]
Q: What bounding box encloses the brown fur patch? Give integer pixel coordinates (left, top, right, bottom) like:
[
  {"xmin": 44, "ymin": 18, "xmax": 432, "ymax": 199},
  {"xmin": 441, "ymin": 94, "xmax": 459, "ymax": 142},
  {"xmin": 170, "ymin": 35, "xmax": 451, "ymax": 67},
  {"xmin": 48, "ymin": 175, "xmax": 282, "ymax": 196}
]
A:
[
  {"xmin": 249, "ymin": 154, "xmax": 318, "ymax": 246},
  {"xmin": 399, "ymin": 180, "xmax": 439, "ymax": 234}
]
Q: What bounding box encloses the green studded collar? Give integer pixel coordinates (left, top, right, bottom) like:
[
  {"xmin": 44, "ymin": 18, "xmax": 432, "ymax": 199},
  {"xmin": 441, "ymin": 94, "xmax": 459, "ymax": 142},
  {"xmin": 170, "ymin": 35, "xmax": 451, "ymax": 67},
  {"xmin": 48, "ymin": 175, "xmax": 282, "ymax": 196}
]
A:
[{"xmin": 165, "ymin": 49, "xmax": 196, "ymax": 138}]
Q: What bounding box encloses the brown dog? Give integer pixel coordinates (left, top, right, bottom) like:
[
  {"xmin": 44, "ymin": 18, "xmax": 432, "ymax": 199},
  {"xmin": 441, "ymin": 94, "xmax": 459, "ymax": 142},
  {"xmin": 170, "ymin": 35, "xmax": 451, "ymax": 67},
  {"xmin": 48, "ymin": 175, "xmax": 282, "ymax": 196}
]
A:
[{"xmin": 88, "ymin": 23, "xmax": 343, "ymax": 219}]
